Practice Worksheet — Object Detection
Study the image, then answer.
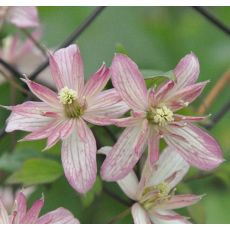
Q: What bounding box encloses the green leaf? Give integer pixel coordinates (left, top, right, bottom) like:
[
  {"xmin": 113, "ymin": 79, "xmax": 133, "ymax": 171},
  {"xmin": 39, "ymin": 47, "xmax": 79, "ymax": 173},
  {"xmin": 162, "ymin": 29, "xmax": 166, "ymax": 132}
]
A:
[
  {"xmin": 80, "ymin": 176, "xmax": 102, "ymax": 208},
  {"xmin": 141, "ymin": 69, "xmax": 176, "ymax": 88},
  {"xmin": 6, "ymin": 158, "xmax": 63, "ymax": 186}
]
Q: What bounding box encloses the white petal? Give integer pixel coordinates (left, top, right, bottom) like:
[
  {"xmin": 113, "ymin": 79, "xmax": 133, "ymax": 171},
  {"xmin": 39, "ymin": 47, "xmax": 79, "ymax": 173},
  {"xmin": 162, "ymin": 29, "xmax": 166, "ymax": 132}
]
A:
[
  {"xmin": 131, "ymin": 203, "xmax": 151, "ymax": 224},
  {"xmin": 117, "ymin": 170, "xmax": 139, "ymax": 200},
  {"xmin": 145, "ymin": 147, "xmax": 189, "ymax": 190}
]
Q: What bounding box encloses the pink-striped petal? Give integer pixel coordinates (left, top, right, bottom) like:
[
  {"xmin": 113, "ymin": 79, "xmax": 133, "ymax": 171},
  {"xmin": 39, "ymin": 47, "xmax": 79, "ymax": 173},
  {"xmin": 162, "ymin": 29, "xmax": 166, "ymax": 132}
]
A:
[
  {"xmin": 131, "ymin": 203, "xmax": 151, "ymax": 224},
  {"xmin": 149, "ymin": 209, "xmax": 190, "ymax": 224},
  {"xmin": 173, "ymin": 53, "xmax": 200, "ymax": 89},
  {"xmin": 83, "ymin": 63, "xmax": 110, "ymax": 98},
  {"xmin": 101, "ymin": 120, "xmax": 149, "ymax": 181},
  {"xmin": 20, "ymin": 198, "xmax": 44, "ymax": 224},
  {"xmin": 148, "ymin": 130, "xmax": 160, "ymax": 165},
  {"xmin": 145, "ymin": 147, "xmax": 189, "ymax": 190},
  {"xmin": 50, "ymin": 44, "xmax": 84, "ymax": 93},
  {"xmin": 84, "ymin": 102, "xmax": 129, "ymax": 125},
  {"xmin": 5, "ymin": 112, "xmax": 53, "ymax": 133},
  {"xmin": 84, "ymin": 89, "xmax": 129, "ymax": 125},
  {"xmin": 8, "ymin": 101, "xmax": 59, "ymax": 117},
  {"xmin": 155, "ymin": 80, "xmax": 175, "ymax": 103},
  {"xmin": 117, "ymin": 170, "xmax": 139, "ymax": 200},
  {"xmin": 13, "ymin": 192, "xmax": 27, "ymax": 223},
  {"xmin": 22, "ymin": 78, "xmax": 60, "ymax": 109},
  {"xmin": 163, "ymin": 194, "xmax": 203, "ymax": 210},
  {"xmin": 111, "ymin": 115, "xmax": 145, "ymax": 128},
  {"xmin": 111, "ymin": 53, "xmax": 148, "ymax": 111},
  {"xmin": 7, "ymin": 7, "xmax": 39, "ymax": 28},
  {"xmin": 174, "ymin": 114, "xmax": 209, "ymax": 123},
  {"xmin": 61, "ymin": 119, "xmax": 97, "ymax": 193},
  {"xmin": 165, "ymin": 123, "xmax": 224, "ymax": 170},
  {"xmin": 165, "ymin": 81, "xmax": 208, "ymax": 111},
  {"xmin": 37, "ymin": 208, "xmax": 79, "ymax": 224}
]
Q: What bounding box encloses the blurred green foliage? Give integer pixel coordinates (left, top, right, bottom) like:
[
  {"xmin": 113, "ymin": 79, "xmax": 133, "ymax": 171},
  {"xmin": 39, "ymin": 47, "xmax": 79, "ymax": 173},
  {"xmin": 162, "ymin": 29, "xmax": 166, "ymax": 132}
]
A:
[{"xmin": 0, "ymin": 6, "xmax": 230, "ymax": 224}]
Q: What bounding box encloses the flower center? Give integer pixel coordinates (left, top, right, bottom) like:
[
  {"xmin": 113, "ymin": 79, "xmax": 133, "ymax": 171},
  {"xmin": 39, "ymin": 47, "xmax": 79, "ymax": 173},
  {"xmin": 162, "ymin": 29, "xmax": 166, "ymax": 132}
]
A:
[
  {"xmin": 58, "ymin": 87, "xmax": 85, "ymax": 118},
  {"xmin": 146, "ymin": 105, "xmax": 174, "ymax": 127},
  {"xmin": 139, "ymin": 183, "xmax": 171, "ymax": 210}
]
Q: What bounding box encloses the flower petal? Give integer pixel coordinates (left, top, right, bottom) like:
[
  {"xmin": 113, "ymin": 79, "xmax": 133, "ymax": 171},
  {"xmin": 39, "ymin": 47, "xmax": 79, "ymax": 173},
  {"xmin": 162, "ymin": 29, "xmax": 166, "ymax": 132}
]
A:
[
  {"xmin": 13, "ymin": 192, "xmax": 27, "ymax": 223},
  {"xmin": 173, "ymin": 53, "xmax": 200, "ymax": 89},
  {"xmin": 117, "ymin": 170, "xmax": 139, "ymax": 200},
  {"xmin": 149, "ymin": 209, "xmax": 190, "ymax": 224},
  {"xmin": 131, "ymin": 203, "xmax": 151, "ymax": 224},
  {"xmin": 61, "ymin": 119, "xmax": 97, "ymax": 193},
  {"xmin": 165, "ymin": 81, "xmax": 208, "ymax": 111},
  {"xmin": 0, "ymin": 200, "xmax": 9, "ymax": 224},
  {"xmin": 50, "ymin": 44, "xmax": 84, "ymax": 93},
  {"xmin": 5, "ymin": 112, "xmax": 53, "ymax": 133},
  {"xmin": 22, "ymin": 78, "xmax": 60, "ymax": 109},
  {"xmin": 148, "ymin": 130, "xmax": 160, "ymax": 165},
  {"xmin": 84, "ymin": 89, "xmax": 129, "ymax": 125},
  {"xmin": 111, "ymin": 53, "xmax": 148, "ymax": 111},
  {"xmin": 7, "ymin": 7, "xmax": 39, "ymax": 28},
  {"xmin": 163, "ymin": 194, "xmax": 203, "ymax": 210},
  {"xmin": 100, "ymin": 120, "xmax": 149, "ymax": 181},
  {"xmin": 165, "ymin": 123, "xmax": 223, "ymax": 170},
  {"xmin": 155, "ymin": 80, "xmax": 175, "ymax": 103},
  {"xmin": 144, "ymin": 147, "xmax": 189, "ymax": 190},
  {"xmin": 8, "ymin": 101, "xmax": 59, "ymax": 116},
  {"xmin": 20, "ymin": 198, "xmax": 44, "ymax": 224},
  {"xmin": 83, "ymin": 63, "xmax": 110, "ymax": 98},
  {"xmin": 174, "ymin": 114, "xmax": 209, "ymax": 123},
  {"xmin": 37, "ymin": 207, "xmax": 79, "ymax": 224}
]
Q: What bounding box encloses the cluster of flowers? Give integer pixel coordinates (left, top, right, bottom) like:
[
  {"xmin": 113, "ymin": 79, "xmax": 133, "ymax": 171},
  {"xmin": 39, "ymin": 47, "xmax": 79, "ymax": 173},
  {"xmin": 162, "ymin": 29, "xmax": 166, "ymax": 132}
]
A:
[{"xmin": 0, "ymin": 6, "xmax": 224, "ymax": 224}]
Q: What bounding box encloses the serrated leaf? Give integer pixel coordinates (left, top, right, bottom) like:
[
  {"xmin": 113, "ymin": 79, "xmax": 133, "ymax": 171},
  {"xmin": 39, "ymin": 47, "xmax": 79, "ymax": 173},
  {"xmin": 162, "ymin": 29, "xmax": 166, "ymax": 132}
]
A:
[
  {"xmin": 6, "ymin": 158, "xmax": 63, "ymax": 186},
  {"xmin": 80, "ymin": 176, "xmax": 102, "ymax": 208}
]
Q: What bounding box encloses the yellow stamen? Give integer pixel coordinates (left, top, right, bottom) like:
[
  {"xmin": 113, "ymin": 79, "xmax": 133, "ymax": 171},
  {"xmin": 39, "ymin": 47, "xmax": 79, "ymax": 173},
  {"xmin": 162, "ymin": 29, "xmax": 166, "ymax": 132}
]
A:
[
  {"xmin": 58, "ymin": 86, "xmax": 85, "ymax": 118},
  {"xmin": 140, "ymin": 183, "xmax": 171, "ymax": 210},
  {"xmin": 58, "ymin": 86, "xmax": 77, "ymax": 105},
  {"xmin": 146, "ymin": 105, "xmax": 174, "ymax": 127}
]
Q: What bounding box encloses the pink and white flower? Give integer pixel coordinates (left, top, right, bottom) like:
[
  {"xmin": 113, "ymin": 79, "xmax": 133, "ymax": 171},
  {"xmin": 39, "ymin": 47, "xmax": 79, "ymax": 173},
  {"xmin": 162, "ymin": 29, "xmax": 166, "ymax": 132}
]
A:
[
  {"xmin": 0, "ymin": 31, "xmax": 47, "ymax": 85},
  {"xmin": 3, "ymin": 44, "xmax": 128, "ymax": 193},
  {"xmin": 99, "ymin": 146, "xmax": 202, "ymax": 224},
  {"xmin": 101, "ymin": 53, "xmax": 223, "ymax": 181},
  {"xmin": 0, "ymin": 191, "xmax": 79, "ymax": 224},
  {"xmin": 0, "ymin": 6, "xmax": 39, "ymax": 29}
]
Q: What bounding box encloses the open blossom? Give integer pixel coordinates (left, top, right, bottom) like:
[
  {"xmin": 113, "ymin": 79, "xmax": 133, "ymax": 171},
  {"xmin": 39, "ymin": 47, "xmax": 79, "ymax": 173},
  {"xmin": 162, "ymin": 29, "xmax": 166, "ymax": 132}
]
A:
[
  {"xmin": 101, "ymin": 53, "xmax": 223, "ymax": 181},
  {"xmin": 100, "ymin": 146, "xmax": 202, "ymax": 224},
  {"xmin": 0, "ymin": 31, "xmax": 47, "ymax": 85},
  {"xmin": 0, "ymin": 191, "xmax": 79, "ymax": 224},
  {"xmin": 0, "ymin": 6, "xmax": 39, "ymax": 29},
  {"xmin": 3, "ymin": 44, "xmax": 128, "ymax": 193}
]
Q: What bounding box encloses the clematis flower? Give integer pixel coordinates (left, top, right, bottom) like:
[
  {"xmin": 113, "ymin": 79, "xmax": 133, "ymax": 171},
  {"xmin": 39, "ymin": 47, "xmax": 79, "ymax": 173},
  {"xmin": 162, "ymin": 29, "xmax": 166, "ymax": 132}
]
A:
[
  {"xmin": 99, "ymin": 146, "xmax": 202, "ymax": 224},
  {"xmin": 3, "ymin": 44, "xmax": 128, "ymax": 193},
  {"xmin": 101, "ymin": 53, "xmax": 223, "ymax": 181},
  {"xmin": 0, "ymin": 191, "xmax": 79, "ymax": 224},
  {"xmin": 0, "ymin": 31, "xmax": 47, "ymax": 85},
  {"xmin": 0, "ymin": 6, "xmax": 39, "ymax": 29}
]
